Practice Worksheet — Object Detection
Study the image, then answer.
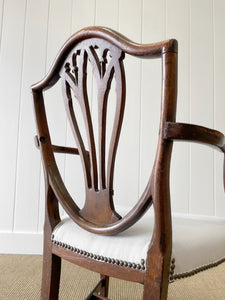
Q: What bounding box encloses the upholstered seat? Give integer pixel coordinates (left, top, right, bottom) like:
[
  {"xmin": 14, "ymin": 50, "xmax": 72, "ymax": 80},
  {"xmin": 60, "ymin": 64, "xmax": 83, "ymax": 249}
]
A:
[{"xmin": 52, "ymin": 208, "xmax": 225, "ymax": 282}]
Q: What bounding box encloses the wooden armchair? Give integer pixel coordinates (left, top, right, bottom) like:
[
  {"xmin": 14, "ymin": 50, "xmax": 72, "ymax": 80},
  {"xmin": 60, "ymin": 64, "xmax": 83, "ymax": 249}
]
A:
[{"xmin": 32, "ymin": 27, "xmax": 225, "ymax": 299}]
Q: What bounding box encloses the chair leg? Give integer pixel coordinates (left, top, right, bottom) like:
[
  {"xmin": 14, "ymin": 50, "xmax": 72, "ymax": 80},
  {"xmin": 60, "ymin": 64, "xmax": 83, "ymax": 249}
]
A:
[
  {"xmin": 143, "ymin": 275, "xmax": 168, "ymax": 300},
  {"xmin": 99, "ymin": 274, "xmax": 109, "ymax": 297},
  {"xmin": 142, "ymin": 256, "xmax": 169, "ymax": 300},
  {"xmin": 143, "ymin": 280, "xmax": 168, "ymax": 300},
  {"xmin": 41, "ymin": 246, "xmax": 61, "ymax": 300}
]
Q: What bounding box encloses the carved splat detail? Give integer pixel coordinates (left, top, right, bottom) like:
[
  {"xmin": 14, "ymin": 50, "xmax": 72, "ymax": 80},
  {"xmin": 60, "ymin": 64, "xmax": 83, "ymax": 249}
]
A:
[{"xmin": 59, "ymin": 38, "xmax": 126, "ymax": 224}]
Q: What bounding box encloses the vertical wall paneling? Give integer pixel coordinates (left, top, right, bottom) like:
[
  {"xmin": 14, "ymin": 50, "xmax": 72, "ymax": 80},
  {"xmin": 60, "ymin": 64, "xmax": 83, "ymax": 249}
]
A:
[
  {"xmin": 140, "ymin": 0, "xmax": 165, "ymax": 201},
  {"xmin": 190, "ymin": 0, "xmax": 214, "ymax": 215},
  {"xmin": 0, "ymin": 0, "xmax": 4, "ymax": 48},
  {"xmin": 213, "ymin": 0, "xmax": 225, "ymax": 216},
  {"xmin": 38, "ymin": 0, "xmax": 73, "ymax": 231},
  {"xmin": 13, "ymin": 0, "xmax": 50, "ymax": 233},
  {"xmin": 166, "ymin": 0, "xmax": 190, "ymax": 213},
  {"xmin": 114, "ymin": 0, "xmax": 142, "ymax": 210},
  {"xmin": 0, "ymin": 0, "xmax": 27, "ymax": 231},
  {"xmin": 64, "ymin": 0, "xmax": 96, "ymax": 209},
  {"xmin": 95, "ymin": 0, "xmax": 119, "ymax": 30},
  {"xmin": 71, "ymin": 0, "xmax": 96, "ymax": 33},
  {"xmin": 140, "ymin": 0, "xmax": 165, "ymax": 199},
  {"xmin": 142, "ymin": 0, "xmax": 165, "ymax": 43}
]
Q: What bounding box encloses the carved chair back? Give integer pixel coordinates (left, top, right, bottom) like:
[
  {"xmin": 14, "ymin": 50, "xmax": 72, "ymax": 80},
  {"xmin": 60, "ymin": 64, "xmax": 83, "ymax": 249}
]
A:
[{"xmin": 32, "ymin": 27, "xmax": 178, "ymax": 235}]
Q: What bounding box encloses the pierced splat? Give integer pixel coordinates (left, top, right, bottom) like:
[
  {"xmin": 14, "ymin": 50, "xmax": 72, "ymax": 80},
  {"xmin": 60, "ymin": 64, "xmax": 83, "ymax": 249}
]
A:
[{"xmin": 59, "ymin": 38, "xmax": 126, "ymax": 225}]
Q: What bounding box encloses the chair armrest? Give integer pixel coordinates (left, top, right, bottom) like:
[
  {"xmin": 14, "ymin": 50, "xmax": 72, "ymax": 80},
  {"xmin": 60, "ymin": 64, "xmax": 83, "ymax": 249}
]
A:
[
  {"xmin": 164, "ymin": 122, "xmax": 225, "ymax": 153},
  {"xmin": 34, "ymin": 135, "xmax": 88, "ymax": 156}
]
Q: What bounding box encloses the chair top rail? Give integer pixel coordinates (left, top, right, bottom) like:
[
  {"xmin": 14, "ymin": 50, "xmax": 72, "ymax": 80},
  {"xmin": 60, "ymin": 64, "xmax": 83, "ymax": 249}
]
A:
[{"xmin": 31, "ymin": 26, "xmax": 177, "ymax": 92}]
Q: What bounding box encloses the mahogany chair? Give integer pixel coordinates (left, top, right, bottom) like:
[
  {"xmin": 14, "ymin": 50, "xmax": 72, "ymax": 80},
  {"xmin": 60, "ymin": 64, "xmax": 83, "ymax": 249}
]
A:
[{"xmin": 32, "ymin": 27, "xmax": 225, "ymax": 299}]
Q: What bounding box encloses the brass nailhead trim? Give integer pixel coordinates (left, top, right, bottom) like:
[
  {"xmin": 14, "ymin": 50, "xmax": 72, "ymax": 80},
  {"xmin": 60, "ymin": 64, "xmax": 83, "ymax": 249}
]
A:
[
  {"xmin": 169, "ymin": 257, "xmax": 225, "ymax": 282},
  {"xmin": 169, "ymin": 257, "xmax": 176, "ymax": 281},
  {"xmin": 51, "ymin": 237, "xmax": 146, "ymax": 271},
  {"xmin": 53, "ymin": 237, "xmax": 225, "ymax": 280}
]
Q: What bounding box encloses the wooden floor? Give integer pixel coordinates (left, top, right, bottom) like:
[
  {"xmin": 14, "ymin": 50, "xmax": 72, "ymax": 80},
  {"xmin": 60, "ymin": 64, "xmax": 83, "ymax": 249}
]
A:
[{"xmin": 1, "ymin": 255, "xmax": 225, "ymax": 299}]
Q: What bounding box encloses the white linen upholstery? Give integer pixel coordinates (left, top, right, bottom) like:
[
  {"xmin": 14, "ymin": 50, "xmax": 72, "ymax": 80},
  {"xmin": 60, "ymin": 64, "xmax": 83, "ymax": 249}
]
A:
[{"xmin": 52, "ymin": 208, "xmax": 225, "ymax": 281}]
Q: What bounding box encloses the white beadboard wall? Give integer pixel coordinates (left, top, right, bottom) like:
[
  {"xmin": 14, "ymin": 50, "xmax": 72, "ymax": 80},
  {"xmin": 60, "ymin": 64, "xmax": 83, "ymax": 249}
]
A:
[{"xmin": 0, "ymin": 0, "xmax": 225, "ymax": 254}]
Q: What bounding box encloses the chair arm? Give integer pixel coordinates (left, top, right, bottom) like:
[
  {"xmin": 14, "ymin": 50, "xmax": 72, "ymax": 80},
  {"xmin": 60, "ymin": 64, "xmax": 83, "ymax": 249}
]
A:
[
  {"xmin": 164, "ymin": 122, "xmax": 225, "ymax": 153},
  {"xmin": 34, "ymin": 135, "xmax": 89, "ymax": 156}
]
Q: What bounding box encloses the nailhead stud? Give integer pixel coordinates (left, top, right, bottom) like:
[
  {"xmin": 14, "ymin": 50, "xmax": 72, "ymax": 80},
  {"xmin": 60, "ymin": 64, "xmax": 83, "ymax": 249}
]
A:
[{"xmin": 137, "ymin": 264, "xmax": 141, "ymax": 270}]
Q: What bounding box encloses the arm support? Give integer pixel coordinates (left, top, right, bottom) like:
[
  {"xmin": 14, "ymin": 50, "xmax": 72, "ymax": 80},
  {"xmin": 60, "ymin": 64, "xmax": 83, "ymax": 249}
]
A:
[
  {"xmin": 164, "ymin": 122, "xmax": 225, "ymax": 153},
  {"xmin": 34, "ymin": 135, "xmax": 89, "ymax": 156}
]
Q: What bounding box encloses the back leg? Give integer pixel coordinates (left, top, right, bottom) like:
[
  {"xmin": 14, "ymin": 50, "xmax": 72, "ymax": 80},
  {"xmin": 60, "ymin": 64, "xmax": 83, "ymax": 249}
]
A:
[
  {"xmin": 41, "ymin": 240, "xmax": 61, "ymax": 300},
  {"xmin": 143, "ymin": 255, "xmax": 170, "ymax": 300}
]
